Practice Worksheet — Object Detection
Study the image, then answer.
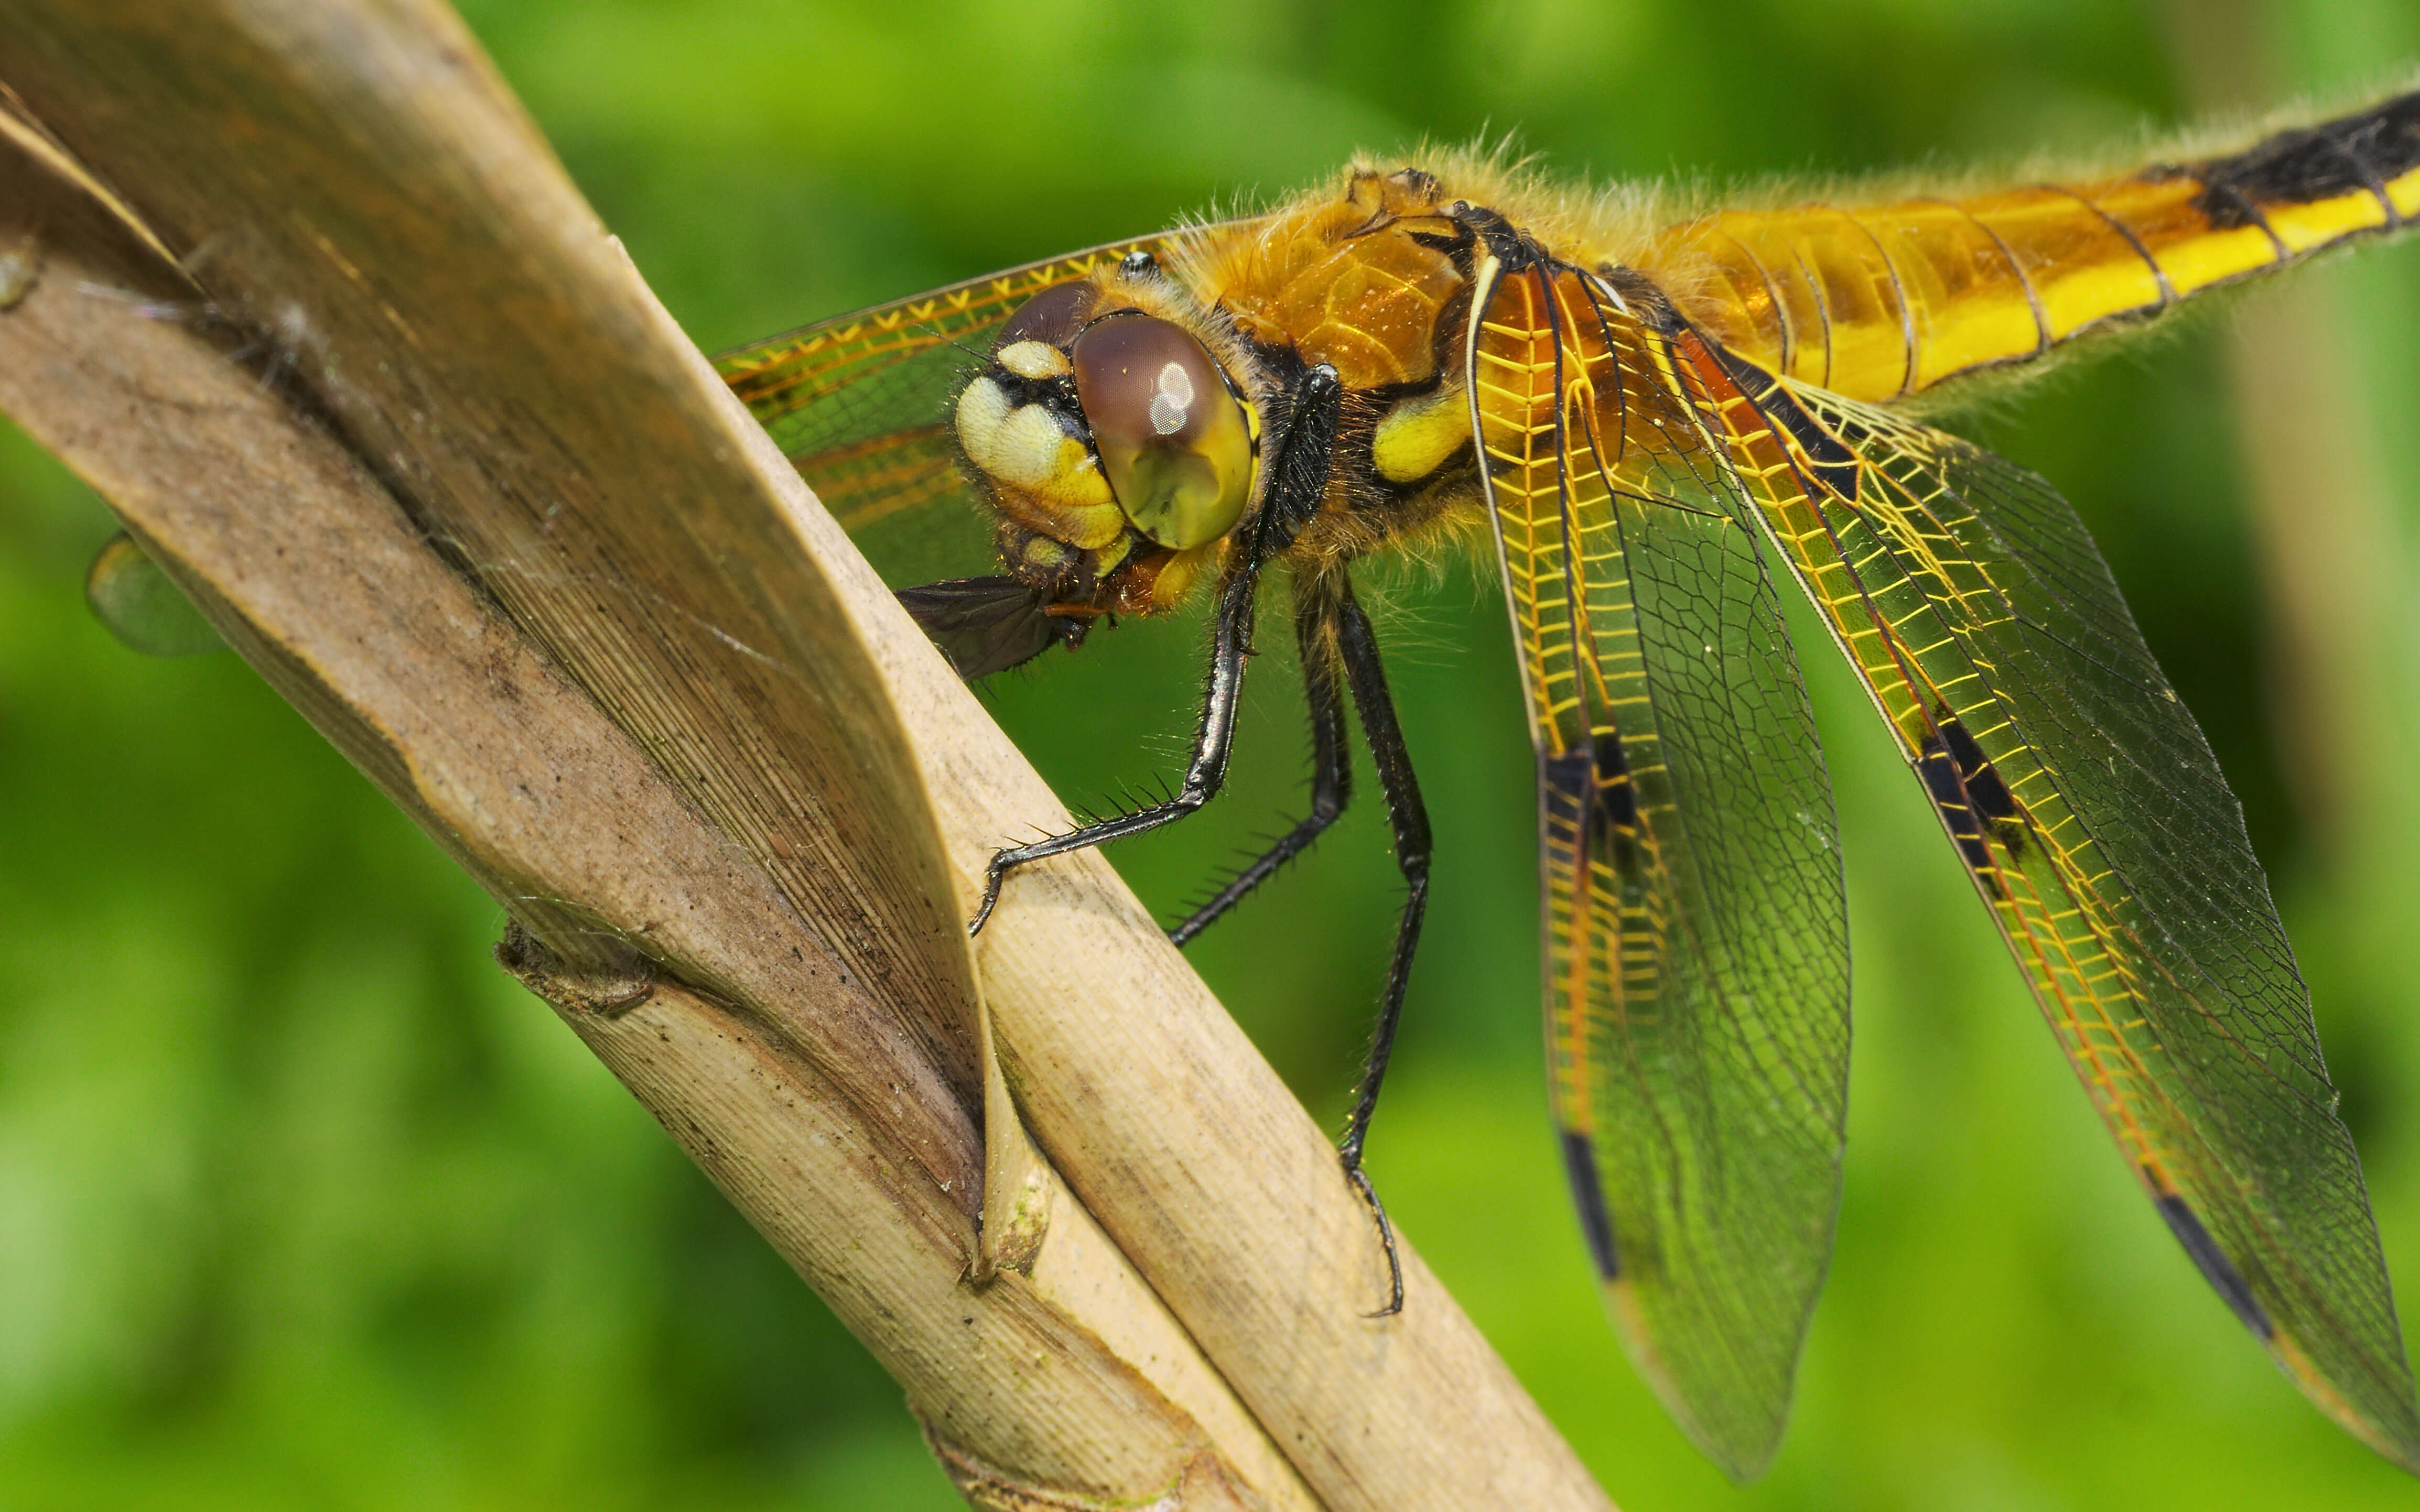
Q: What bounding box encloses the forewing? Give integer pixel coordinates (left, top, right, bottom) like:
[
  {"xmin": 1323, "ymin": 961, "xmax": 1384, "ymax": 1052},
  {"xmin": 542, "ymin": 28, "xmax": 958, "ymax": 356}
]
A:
[
  {"xmin": 1690, "ymin": 350, "xmax": 2420, "ymax": 1467},
  {"xmin": 1466, "ymin": 256, "xmax": 1849, "ymax": 1479},
  {"xmin": 714, "ymin": 230, "xmax": 1228, "ymax": 583}
]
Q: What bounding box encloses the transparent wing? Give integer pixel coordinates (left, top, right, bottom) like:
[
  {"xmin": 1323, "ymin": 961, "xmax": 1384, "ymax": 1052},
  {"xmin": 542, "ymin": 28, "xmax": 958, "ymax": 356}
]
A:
[
  {"xmin": 1466, "ymin": 256, "xmax": 1850, "ymax": 1480},
  {"xmin": 1690, "ymin": 346, "xmax": 2420, "ymax": 1468},
  {"xmin": 713, "ymin": 229, "xmax": 1234, "ymax": 583}
]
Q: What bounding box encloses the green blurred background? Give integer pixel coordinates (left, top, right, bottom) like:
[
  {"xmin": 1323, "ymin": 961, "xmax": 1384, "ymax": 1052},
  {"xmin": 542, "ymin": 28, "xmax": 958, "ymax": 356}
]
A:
[{"xmin": 5, "ymin": 0, "xmax": 2420, "ymax": 1506}]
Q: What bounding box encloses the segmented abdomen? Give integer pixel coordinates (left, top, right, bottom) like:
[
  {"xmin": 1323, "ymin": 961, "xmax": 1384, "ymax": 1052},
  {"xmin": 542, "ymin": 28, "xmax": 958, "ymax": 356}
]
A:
[{"xmin": 1644, "ymin": 91, "xmax": 2420, "ymax": 401}]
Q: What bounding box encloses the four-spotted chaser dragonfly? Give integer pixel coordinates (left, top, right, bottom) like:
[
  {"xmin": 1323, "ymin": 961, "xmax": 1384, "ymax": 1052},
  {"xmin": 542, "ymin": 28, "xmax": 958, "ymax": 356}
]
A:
[{"xmin": 717, "ymin": 91, "xmax": 2420, "ymax": 1479}]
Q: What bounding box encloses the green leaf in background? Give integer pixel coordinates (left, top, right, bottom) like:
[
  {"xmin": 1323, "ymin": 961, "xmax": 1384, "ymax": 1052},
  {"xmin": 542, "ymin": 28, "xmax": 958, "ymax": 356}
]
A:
[{"xmin": 5, "ymin": 0, "xmax": 2420, "ymax": 1507}]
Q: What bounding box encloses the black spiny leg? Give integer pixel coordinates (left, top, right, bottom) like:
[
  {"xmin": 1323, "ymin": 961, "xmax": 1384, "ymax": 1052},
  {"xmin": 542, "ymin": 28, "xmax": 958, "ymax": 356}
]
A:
[
  {"xmin": 1333, "ymin": 579, "xmax": 1432, "ymax": 1318},
  {"xmin": 968, "ymin": 363, "xmax": 1344, "ymax": 935},
  {"xmin": 1168, "ymin": 588, "xmax": 1353, "ymax": 947}
]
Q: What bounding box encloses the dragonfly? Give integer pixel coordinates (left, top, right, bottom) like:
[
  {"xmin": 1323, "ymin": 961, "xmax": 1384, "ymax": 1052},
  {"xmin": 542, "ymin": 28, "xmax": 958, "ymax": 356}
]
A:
[{"xmin": 717, "ymin": 90, "xmax": 2420, "ymax": 1480}]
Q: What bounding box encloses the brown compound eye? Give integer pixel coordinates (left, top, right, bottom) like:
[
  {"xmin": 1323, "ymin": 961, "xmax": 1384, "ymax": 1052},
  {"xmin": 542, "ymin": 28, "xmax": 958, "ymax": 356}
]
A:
[
  {"xmin": 1069, "ymin": 314, "xmax": 1255, "ymax": 550},
  {"xmin": 997, "ymin": 282, "xmax": 1094, "ymax": 349}
]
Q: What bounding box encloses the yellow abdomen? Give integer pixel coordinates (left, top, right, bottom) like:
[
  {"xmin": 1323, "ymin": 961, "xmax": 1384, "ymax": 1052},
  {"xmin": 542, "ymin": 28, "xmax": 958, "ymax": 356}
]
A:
[{"xmin": 1640, "ymin": 92, "xmax": 2420, "ymax": 400}]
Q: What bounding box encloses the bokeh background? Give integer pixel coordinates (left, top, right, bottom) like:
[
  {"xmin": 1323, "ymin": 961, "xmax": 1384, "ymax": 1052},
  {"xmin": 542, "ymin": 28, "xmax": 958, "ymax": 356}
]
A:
[{"xmin": 6, "ymin": 0, "xmax": 2420, "ymax": 1506}]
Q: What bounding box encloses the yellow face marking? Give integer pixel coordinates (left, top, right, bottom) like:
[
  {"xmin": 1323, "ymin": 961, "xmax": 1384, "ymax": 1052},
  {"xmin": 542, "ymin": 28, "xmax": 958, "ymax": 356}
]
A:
[
  {"xmin": 996, "ymin": 339, "xmax": 1072, "ymax": 380},
  {"xmin": 954, "ymin": 376, "xmax": 1125, "ymax": 548},
  {"xmin": 955, "ymin": 377, "xmax": 1111, "ymax": 502},
  {"xmin": 988, "ymin": 403, "xmax": 1093, "ymax": 493},
  {"xmin": 953, "ymin": 374, "xmax": 1015, "ymax": 461}
]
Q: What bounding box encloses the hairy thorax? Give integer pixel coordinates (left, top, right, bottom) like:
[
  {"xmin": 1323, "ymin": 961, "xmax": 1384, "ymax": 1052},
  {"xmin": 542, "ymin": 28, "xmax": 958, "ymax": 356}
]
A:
[{"xmin": 1184, "ymin": 167, "xmax": 1499, "ymax": 571}]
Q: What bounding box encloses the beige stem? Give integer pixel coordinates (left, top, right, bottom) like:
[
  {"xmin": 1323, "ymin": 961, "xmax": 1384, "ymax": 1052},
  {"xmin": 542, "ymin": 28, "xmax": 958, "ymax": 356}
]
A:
[{"xmin": 0, "ymin": 4, "xmax": 1614, "ymax": 1507}]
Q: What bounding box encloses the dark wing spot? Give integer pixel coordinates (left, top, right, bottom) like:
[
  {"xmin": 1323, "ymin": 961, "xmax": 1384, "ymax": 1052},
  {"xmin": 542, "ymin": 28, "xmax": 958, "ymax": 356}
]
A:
[
  {"xmin": 1542, "ymin": 748, "xmax": 1591, "ymax": 842},
  {"xmin": 1918, "ymin": 728, "xmax": 1993, "ymax": 873},
  {"xmin": 1592, "ymin": 728, "xmax": 1640, "ymax": 837},
  {"xmin": 1543, "ymin": 734, "xmax": 1641, "ymax": 879},
  {"xmin": 895, "ymin": 576, "xmax": 1085, "ymax": 679},
  {"xmin": 1703, "ymin": 340, "xmax": 1860, "ymax": 501},
  {"xmin": 1560, "ymin": 1128, "xmax": 1622, "ymax": 1280},
  {"xmin": 2153, "ymin": 1185, "xmax": 2275, "ymax": 1341},
  {"xmin": 1920, "ymin": 709, "xmax": 2024, "ymax": 872},
  {"xmin": 1937, "ymin": 712, "xmax": 2019, "ymax": 826}
]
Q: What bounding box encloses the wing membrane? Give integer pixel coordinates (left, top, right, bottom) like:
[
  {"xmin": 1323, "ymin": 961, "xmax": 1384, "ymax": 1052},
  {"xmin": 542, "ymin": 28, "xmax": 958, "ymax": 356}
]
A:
[
  {"xmin": 1467, "ymin": 255, "xmax": 1850, "ymax": 1479},
  {"xmin": 1690, "ymin": 350, "xmax": 2420, "ymax": 1465}
]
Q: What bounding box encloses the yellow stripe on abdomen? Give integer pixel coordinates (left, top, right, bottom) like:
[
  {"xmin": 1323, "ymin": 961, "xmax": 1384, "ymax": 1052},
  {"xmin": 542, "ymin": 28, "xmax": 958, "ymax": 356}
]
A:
[{"xmin": 1644, "ymin": 89, "xmax": 2418, "ymax": 401}]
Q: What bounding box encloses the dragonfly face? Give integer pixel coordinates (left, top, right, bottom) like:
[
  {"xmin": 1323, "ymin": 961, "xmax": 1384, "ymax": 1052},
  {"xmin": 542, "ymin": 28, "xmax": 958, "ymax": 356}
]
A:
[
  {"xmin": 720, "ymin": 91, "xmax": 2420, "ymax": 1482},
  {"xmin": 947, "ymin": 258, "xmax": 1261, "ymax": 639},
  {"xmin": 926, "ymin": 167, "xmax": 1470, "ymax": 677}
]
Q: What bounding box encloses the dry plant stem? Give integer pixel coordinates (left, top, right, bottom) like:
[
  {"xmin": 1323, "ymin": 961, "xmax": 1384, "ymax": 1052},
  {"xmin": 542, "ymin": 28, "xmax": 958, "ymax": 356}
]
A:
[
  {"xmin": 0, "ymin": 104, "xmax": 1310, "ymax": 1512},
  {"xmin": 0, "ymin": 2, "xmax": 1615, "ymax": 1506},
  {"xmin": 528, "ymin": 959, "xmax": 1299, "ymax": 1512}
]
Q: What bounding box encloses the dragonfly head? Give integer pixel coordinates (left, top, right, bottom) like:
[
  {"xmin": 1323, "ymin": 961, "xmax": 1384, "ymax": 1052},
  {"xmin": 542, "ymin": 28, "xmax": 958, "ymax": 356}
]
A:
[{"xmin": 953, "ymin": 262, "xmax": 1263, "ymax": 621}]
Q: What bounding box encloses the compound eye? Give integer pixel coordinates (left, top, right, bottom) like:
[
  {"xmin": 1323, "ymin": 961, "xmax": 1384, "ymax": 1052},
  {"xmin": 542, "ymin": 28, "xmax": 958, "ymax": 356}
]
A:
[
  {"xmin": 1069, "ymin": 314, "xmax": 1254, "ymax": 550},
  {"xmin": 998, "ymin": 282, "xmax": 1094, "ymax": 348}
]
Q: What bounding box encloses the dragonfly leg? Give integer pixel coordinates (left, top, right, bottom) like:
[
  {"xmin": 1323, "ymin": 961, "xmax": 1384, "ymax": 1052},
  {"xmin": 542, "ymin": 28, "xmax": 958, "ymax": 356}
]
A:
[
  {"xmin": 1166, "ymin": 586, "xmax": 1352, "ymax": 947},
  {"xmin": 1332, "ymin": 579, "xmax": 1431, "ymax": 1318},
  {"xmin": 968, "ymin": 363, "xmax": 1344, "ymax": 936}
]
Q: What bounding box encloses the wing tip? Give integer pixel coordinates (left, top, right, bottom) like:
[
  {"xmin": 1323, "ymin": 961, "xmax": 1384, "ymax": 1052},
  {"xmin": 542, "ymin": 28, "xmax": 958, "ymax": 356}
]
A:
[
  {"xmin": 1599, "ymin": 1272, "xmax": 1792, "ymax": 1484},
  {"xmin": 2148, "ymin": 1175, "xmax": 2420, "ymax": 1474},
  {"xmin": 2270, "ymin": 1326, "xmax": 2420, "ymax": 1477}
]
